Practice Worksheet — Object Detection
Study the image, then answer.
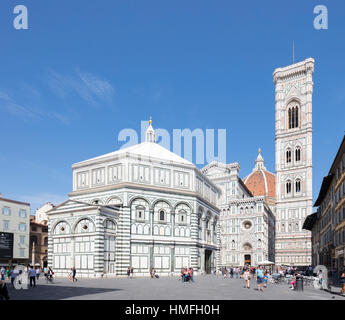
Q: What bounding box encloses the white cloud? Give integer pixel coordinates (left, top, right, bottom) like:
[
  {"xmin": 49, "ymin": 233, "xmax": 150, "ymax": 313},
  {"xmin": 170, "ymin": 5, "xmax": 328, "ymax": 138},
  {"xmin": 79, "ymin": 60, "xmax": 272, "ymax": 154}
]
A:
[
  {"xmin": 0, "ymin": 89, "xmax": 38, "ymax": 119},
  {"xmin": 48, "ymin": 69, "xmax": 116, "ymax": 106}
]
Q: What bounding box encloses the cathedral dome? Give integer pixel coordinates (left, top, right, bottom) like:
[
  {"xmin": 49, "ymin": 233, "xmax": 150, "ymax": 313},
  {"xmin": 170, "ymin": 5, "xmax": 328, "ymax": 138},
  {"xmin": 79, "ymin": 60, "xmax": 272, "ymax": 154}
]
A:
[{"xmin": 243, "ymin": 149, "xmax": 276, "ymax": 199}]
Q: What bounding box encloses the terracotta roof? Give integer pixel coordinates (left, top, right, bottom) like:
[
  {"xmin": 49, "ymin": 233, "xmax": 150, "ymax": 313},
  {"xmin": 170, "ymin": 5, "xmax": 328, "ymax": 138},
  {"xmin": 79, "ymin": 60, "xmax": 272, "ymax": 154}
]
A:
[
  {"xmin": 243, "ymin": 149, "xmax": 276, "ymax": 199},
  {"xmin": 243, "ymin": 170, "xmax": 276, "ymax": 198}
]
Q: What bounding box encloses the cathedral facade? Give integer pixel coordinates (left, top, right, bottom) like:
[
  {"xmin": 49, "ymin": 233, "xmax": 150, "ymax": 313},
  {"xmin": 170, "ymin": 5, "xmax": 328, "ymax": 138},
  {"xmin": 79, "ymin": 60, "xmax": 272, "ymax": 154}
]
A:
[
  {"xmin": 47, "ymin": 122, "xmax": 220, "ymax": 277},
  {"xmin": 202, "ymin": 152, "xmax": 276, "ymax": 267}
]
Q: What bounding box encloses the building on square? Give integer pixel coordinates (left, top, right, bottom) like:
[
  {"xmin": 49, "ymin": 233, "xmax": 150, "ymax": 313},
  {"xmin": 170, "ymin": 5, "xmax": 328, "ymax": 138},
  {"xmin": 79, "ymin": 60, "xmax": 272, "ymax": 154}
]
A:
[
  {"xmin": 273, "ymin": 58, "xmax": 314, "ymax": 266},
  {"xmin": 0, "ymin": 193, "xmax": 30, "ymax": 266},
  {"xmin": 29, "ymin": 216, "xmax": 49, "ymax": 267},
  {"xmin": 303, "ymin": 135, "xmax": 345, "ymax": 272},
  {"xmin": 202, "ymin": 150, "xmax": 276, "ymax": 267},
  {"xmin": 47, "ymin": 120, "xmax": 221, "ymax": 277}
]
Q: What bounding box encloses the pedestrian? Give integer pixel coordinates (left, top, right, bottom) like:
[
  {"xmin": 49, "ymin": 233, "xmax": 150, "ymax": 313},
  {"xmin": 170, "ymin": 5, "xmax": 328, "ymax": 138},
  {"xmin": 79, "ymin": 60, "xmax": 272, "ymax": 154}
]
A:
[
  {"xmin": 0, "ymin": 266, "xmax": 5, "ymax": 281},
  {"xmin": 5, "ymin": 267, "xmax": 10, "ymax": 280},
  {"xmin": 36, "ymin": 267, "xmax": 40, "ymax": 280},
  {"xmin": 263, "ymin": 272, "xmax": 268, "ymax": 288},
  {"xmin": 29, "ymin": 266, "xmax": 36, "ymax": 287},
  {"xmin": 10, "ymin": 267, "xmax": 17, "ymax": 287},
  {"xmin": 127, "ymin": 266, "xmax": 131, "ymax": 278},
  {"xmin": 243, "ymin": 268, "xmax": 251, "ymax": 289},
  {"xmin": 72, "ymin": 267, "xmax": 77, "ymax": 282},
  {"xmin": 340, "ymin": 269, "xmax": 345, "ymax": 294},
  {"xmin": 0, "ymin": 280, "xmax": 9, "ymax": 300},
  {"xmin": 255, "ymin": 265, "xmax": 264, "ymax": 291},
  {"xmin": 130, "ymin": 266, "xmax": 134, "ymax": 278},
  {"xmin": 235, "ymin": 267, "xmax": 239, "ymax": 279},
  {"xmin": 190, "ymin": 267, "xmax": 194, "ymax": 282},
  {"xmin": 230, "ymin": 267, "xmax": 234, "ymax": 278}
]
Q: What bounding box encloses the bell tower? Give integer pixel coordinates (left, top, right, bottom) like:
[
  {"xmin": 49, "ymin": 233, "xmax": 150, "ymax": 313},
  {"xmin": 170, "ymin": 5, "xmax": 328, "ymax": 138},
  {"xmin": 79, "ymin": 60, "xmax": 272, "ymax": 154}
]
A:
[{"xmin": 273, "ymin": 58, "xmax": 314, "ymax": 266}]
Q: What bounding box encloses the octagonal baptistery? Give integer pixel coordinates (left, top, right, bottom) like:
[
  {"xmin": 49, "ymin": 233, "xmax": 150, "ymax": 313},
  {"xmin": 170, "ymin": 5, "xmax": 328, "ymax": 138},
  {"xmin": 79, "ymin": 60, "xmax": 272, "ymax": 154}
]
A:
[
  {"xmin": 47, "ymin": 120, "xmax": 221, "ymax": 278},
  {"xmin": 243, "ymin": 149, "xmax": 276, "ymax": 208}
]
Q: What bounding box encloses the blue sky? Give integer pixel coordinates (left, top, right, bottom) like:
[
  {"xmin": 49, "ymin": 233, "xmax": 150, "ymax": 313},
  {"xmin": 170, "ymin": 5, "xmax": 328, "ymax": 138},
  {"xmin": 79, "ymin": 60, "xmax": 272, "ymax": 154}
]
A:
[{"xmin": 0, "ymin": 0, "xmax": 344, "ymax": 213}]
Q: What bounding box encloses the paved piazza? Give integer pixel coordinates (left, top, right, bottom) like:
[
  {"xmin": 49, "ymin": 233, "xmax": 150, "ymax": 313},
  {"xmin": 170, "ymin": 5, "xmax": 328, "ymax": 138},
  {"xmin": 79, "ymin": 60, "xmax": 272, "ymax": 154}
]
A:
[{"xmin": 5, "ymin": 275, "xmax": 345, "ymax": 300}]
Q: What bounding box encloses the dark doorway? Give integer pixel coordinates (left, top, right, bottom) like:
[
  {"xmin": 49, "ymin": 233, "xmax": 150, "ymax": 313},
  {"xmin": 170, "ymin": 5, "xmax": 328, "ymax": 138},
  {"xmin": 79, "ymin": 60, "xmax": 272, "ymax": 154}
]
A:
[
  {"xmin": 205, "ymin": 250, "xmax": 212, "ymax": 274},
  {"xmin": 244, "ymin": 254, "xmax": 251, "ymax": 266}
]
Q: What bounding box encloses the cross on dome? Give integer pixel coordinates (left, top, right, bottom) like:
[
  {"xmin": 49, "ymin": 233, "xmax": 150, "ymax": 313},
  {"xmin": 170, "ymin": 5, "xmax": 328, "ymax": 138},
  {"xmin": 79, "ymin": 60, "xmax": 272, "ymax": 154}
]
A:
[{"xmin": 145, "ymin": 116, "xmax": 156, "ymax": 143}]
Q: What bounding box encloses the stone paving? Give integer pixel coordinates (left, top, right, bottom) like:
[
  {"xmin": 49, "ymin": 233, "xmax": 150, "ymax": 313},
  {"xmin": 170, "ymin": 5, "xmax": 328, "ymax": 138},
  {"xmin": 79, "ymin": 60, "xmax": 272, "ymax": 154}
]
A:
[{"xmin": 5, "ymin": 274, "xmax": 345, "ymax": 300}]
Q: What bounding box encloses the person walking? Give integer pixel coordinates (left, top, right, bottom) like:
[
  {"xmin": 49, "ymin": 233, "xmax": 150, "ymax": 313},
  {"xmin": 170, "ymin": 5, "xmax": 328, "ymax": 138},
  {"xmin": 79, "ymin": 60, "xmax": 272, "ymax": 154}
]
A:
[
  {"xmin": 230, "ymin": 267, "xmax": 234, "ymax": 279},
  {"xmin": 72, "ymin": 267, "xmax": 77, "ymax": 282},
  {"xmin": 29, "ymin": 266, "xmax": 36, "ymax": 287},
  {"xmin": 36, "ymin": 267, "xmax": 40, "ymax": 280},
  {"xmin": 0, "ymin": 267, "xmax": 5, "ymax": 281},
  {"xmin": 255, "ymin": 266, "xmax": 264, "ymax": 291},
  {"xmin": 235, "ymin": 267, "xmax": 239, "ymax": 279},
  {"xmin": 0, "ymin": 280, "xmax": 9, "ymax": 300},
  {"xmin": 130, "ymin": 266, "xmax": 134, "ymax": 278},
  {"xmin": 243, "ymin": 268, "xmax": 251, "ymax": 289},
  {"xmin": 10, "ymin": 267, "xmax": 17, "ymax": 287},
  {"xmin": 6, "ymin": 267, "xmax": 11, "ymax": 280},
  {"xmin": 190, "ymin": 267, "xmax": 194, "ymax": 283},
  {"xmin": 263, "ymin": 272, "xmax": 268, "ymax": 288},
  {"xmin": 127, "ymin": 266, "xmax": 131, "ymax": 278},
  {"xmin": 340, "ymin": 269, "xmax": 345, "ymax": 294}
]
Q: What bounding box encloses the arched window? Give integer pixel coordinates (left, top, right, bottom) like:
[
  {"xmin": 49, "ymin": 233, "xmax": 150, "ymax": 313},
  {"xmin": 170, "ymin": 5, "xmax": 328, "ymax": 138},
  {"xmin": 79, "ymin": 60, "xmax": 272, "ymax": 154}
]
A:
[
  {"xmin": 286, "ymin": 149, "xmax": 292, "ymax": 164},
  {"xmin": 295, "ymin": 147, "xmax": 301, "ymax": 162},
  {"xmin": 286, "ymin": 180, "xmax": 292, "ymax": 194},
  {"xmin": 232, "ymin": 240, "xmax": 235, "ymax": 248},
  {"xmin": 288, "ymin": 106, "xmax": 299, "ymax": 129},
  {"xmin": 295, "ymin": 179, "xmax": 301, "ymax": 193},
  {"xmin": 136, "ymin": 206, "xmax": 145, "ymax": 221},
  {"xmin": 295, "ymin": 222, "xmax": 299, "ymax": 231},
  {"xmin": 159, "ymin": 210, "xmax": 165, "ymax": 222},
  {"xmin": 258, "ymin": 239, "xmax": 262, "ymax": 248},
  {"xmin": 178, "ymin": 210, "xmax": 187, "ymax": 224}
]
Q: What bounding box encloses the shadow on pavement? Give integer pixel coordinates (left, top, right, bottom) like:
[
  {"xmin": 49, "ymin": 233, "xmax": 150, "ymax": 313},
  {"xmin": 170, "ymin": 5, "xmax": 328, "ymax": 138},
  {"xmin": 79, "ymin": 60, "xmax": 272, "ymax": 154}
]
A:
[{"xmin": 6, "ymin": 282, "xmax": 123, "ymax": 300}]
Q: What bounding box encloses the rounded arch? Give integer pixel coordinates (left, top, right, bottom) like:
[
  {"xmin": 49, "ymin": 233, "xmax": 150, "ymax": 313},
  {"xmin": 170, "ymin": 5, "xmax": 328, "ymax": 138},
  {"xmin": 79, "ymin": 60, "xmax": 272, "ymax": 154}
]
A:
[
  {"xmin": 106, "ymin": 196, "xmax": 123, "ymax": 205},
  {"xmin": 242, "ymin": 242, "xmax": 252, "ymax": 251},
  {"xmin": 151, "ymin": 198, "xmax": 173, "ymax": 210},
  {"xmin": 103, "ymin": 218, "xmax": 117, "ymax": 230},
  {"xmin": 72, "ymin": 217, "xmax": 96, "ymax": 234},
  {"xmin": 52, "ymin": 220, "xmax": 71, "ymax": 235},
  {"xmin": 174, "ymin": 201, "xmax": 192, "ymax": 213},
  {"xmin": 90, "ymin": 198, "xmax": 103, "ymax": 205},
  {"xmin": 128, "ymin": 196, "xmax": 151, "ymax": 208}
]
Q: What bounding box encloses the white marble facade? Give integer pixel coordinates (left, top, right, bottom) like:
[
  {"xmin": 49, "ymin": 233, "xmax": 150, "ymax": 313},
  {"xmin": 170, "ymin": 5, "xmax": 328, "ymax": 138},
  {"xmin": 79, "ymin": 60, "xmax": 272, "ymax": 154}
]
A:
[
  {"xmin": 47, "ymin": 122, "xmax": 220, "ymax": 277},
  {"xmin": 201, "ymin": 162, "xmax": 275, "ymax": 266},
  {"xmin": 273, "ymin": 58, "xmax": 314, "ymax": 266}
]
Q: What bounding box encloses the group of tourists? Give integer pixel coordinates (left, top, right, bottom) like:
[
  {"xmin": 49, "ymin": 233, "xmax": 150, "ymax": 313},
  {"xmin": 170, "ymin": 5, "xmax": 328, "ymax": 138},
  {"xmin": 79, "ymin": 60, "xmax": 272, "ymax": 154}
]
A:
[
  {"xmin": 0, "ymin": 264, "xmax": 55, "ymax": 300},
  {"xmin": 219, "ymin": 265, "xmax": 272, "ymax": 291},
  {"xmin": 180, "ymin": 267, "xmax": 194, "ymax": 283}
]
